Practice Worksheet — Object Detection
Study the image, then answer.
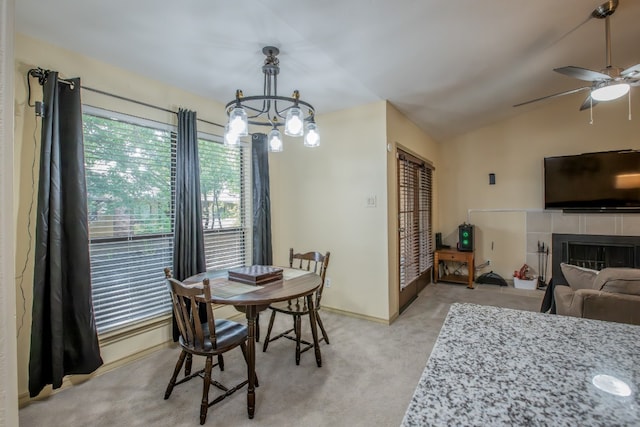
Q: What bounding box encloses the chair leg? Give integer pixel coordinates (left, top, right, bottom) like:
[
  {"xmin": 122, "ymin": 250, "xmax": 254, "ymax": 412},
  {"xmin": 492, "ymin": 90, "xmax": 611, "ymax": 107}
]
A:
[
  {"xmin": 294, "ymin": 314, "xmax": 302, "ymax": 365},
  {"xmin": 217, "ymin": 354, "xmax": 224, "ymax": 371},
  {"xmin": 185, "ymin": 353, "xmax": 193, "ymax": 376},
  {"xmin": 316, "ymin": 310, "xmax": 330, "ymax": 345},
  {"xmin": 262, "ymin": 310, "xmax": 277, "ymax": 352},
  {"xmin": 200, "ymin": 356, "xmax": 213, "ymax": 425},
  {"xmin": 165, "ymin": 350, "xmax": 187, "ymax": 399}
]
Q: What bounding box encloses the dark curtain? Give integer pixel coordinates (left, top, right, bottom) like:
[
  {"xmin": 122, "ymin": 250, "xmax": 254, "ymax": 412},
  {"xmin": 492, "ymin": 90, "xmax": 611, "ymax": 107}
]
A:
[
  {"xmin": 29, "ymin": 72, "xmax": 103, "ymax": 397},
  {"xmin": 252, "ymin": 133, "xmax": 273, "ymax": 265},
  {"xmin": 172, "ymin": 109, "xmax": 206, "ymax": 340}
]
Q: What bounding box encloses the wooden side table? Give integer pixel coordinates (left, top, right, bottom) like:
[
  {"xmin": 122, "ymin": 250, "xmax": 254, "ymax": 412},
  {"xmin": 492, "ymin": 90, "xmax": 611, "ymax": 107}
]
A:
[{"xmin": 434, "ymin": 249, "xmax": 475, "ymax": 289}]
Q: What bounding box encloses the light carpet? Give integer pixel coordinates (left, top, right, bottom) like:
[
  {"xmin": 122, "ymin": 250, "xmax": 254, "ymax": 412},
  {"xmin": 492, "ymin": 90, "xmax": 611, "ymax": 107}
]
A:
[{"xmin": 19, "ymin": 282, "xmax": 543, "ymax": 427}]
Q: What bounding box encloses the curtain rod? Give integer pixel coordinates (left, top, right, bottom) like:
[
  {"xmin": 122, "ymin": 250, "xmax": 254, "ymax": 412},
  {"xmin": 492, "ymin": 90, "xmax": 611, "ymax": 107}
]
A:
[
  {"xmin": 81, "ymin": 85, "xmax": 224, "ymax": 129},
  {"xmin": 28, "ymin": 67, "xmax": 224, "ymax": 128}
]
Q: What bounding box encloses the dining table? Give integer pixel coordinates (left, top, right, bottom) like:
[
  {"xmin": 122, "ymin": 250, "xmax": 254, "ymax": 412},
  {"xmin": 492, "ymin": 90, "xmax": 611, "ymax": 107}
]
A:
[{"xmin": 184, "ymin": 267, "xmax": 323, "ymax": 419}]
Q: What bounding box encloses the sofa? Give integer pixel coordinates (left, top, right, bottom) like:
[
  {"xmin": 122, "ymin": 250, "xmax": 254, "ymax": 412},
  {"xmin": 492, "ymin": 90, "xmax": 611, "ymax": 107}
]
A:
[{"xmin": 554, "ymin": 263, "xmax": 640, "ymax": 326}]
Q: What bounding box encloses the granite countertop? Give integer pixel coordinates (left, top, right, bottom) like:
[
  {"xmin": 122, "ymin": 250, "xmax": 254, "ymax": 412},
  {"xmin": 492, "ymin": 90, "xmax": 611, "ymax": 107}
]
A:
[{"xmin": 402, "ymin": 303, "xmax": 639, "ymax": 426}]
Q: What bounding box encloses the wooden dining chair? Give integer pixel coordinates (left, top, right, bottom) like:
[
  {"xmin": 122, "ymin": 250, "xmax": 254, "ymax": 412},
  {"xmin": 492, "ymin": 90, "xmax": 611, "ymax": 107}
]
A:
[
  {"xmin": 262, "ymin": 249, "xmax": 331, "ymax": 365},
  {"xmin": 163, "ymin": 268, "xmax": 254, "ymax": 425}
]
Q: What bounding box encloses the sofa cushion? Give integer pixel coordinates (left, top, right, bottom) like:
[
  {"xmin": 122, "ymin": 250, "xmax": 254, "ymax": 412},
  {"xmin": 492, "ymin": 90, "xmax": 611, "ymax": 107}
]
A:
[
  {"xmin": 593, "ymin": 268, "xmax": 640, "ymax": 296},
  {"xmin": 560, "ymin": 263, "xmax": 599, "ymax": 290}
]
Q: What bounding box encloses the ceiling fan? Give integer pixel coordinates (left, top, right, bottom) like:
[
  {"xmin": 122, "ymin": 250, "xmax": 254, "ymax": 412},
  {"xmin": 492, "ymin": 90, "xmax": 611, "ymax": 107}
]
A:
[{"xmin": 514, "ymin": 0, "xmax": 640, "ymax": 110}]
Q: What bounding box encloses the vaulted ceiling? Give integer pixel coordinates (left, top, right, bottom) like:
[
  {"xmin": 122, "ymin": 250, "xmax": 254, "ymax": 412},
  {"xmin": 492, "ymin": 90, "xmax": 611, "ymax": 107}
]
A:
[{"xmin": 15, "ymin": 0, "xmax": 640, "ymax": 141}]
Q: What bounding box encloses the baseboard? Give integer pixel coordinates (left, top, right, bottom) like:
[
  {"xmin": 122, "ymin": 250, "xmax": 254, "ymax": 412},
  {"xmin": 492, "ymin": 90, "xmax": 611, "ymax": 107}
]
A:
[{"xmin": 321, "ymin": 306, "xmax": 391, "ymax": 325}]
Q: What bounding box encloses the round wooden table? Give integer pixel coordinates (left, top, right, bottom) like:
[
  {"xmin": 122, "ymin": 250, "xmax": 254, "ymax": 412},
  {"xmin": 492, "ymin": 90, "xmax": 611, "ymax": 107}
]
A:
[{"xmin": 184, "ymin": 268, "xmax": 322, "ymax": 419}]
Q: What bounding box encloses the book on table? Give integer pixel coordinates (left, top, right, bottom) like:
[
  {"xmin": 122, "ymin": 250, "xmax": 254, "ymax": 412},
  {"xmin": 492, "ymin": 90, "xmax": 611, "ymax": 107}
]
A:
[{"xmin": 228, "ymin": 265, "xmax": 283, "ymax": 285}]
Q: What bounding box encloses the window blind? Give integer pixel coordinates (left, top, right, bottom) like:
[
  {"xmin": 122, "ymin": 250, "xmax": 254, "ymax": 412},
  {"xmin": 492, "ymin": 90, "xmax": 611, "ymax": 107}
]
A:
[
  {"xmin": 198, "ymin": 135, "xmax": 251, "ymax": 270},
  {"xmin": 398, "ymin": 150, "xmax": 433, "ymax": 290},
  {"xmin": 83, "ymin": 107, "xmax": 175, "ymax": 333},
  {"xmin": 418, "ymin": 166, "xmax": 434, "ymax": 273}
]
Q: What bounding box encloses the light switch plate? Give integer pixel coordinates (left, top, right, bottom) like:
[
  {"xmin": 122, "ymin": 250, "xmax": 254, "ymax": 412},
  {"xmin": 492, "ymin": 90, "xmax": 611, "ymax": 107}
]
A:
[{"xmin": 365, "ymin": 195, "xmax": 377, "ymax": 208}]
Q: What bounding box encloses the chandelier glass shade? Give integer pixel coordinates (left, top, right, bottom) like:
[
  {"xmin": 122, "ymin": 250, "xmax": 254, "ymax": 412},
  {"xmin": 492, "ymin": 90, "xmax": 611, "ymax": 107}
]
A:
[
  {"xmin": 268, "ymin": 127, "xmax": 283, "ymax": 152},
  {"xmin": 304, "ymin": 121, "xmax": 320, "ymax": 147},
  {"xmin": 228, "ymin": 107, "xmax": 249, "ymax": 136},
  {"xmin": 224, "ymin": 123, "xmax": 240, "ymax": 146},
  {"xmin": 284, "ymin": 106, "xmax": 304, "ymax": 136},
  {"xmin": 223, "ymin": 46, "xmax": 319, "ymax": 151}
]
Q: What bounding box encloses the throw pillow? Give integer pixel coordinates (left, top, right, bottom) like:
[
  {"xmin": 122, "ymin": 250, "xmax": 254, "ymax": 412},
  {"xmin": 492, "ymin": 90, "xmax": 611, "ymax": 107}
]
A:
[
  {"xmin": 593, "ymin": 268, "xmax": 640, "ymax": 296},
  {"xmin": 560, "ymin": 263, "xmax": 599, "ymax": 290}
]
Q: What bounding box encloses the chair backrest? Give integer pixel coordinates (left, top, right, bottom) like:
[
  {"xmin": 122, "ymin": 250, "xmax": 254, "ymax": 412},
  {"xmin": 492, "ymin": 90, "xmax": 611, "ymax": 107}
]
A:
[
  {"xmin": 289, "ymin": 249, "xmax": 330, "ymax": 306},
  {"xmin": 164, "ymin": 268, "xmax": 217, "ymax": 351}
]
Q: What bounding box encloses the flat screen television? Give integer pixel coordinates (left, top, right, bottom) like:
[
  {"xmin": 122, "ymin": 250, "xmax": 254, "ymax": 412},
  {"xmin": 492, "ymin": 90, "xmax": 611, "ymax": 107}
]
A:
[{"xmin": 544, "ymin": 150, "xmax": 640, "ymax": 212}]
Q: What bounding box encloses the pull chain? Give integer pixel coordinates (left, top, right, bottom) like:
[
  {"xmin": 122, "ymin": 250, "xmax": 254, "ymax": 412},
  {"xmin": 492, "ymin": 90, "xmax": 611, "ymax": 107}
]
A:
[{"xmin": 589, "ymin": 96, "xmax": 594, "ymax": 125}]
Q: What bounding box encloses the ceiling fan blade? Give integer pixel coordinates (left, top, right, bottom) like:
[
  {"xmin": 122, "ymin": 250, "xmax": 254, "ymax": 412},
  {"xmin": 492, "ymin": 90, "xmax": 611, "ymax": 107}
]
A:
[
  {"xmin": 579, "ymin": 95, "xmax": 599, "ymax": 111},
  {"xmin": 554, "ymin": 66, "xmax": 611, "ymax": 81},
  {"xmin": 513, "ymin": 86, "xmax": 590, "ymax": 107},
  {"xmin": 621, "ymin": 64, "xmax": 640, "ymax": 78}
]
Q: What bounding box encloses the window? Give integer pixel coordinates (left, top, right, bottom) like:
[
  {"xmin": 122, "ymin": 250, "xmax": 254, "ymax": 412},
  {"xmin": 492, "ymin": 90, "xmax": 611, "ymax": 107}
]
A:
[
  {"xmin": 398, "ymin": 150, "xmax": 434, "ymax": 290},
  {"xmin": 198, "ymin": 134, "xmax": 251, "ymax": 270},
  {"xmin": 83, "ymin": 108, "xmax": 251, "ymax": 334},
  {"xmin": 83, "ymin": 107, "xmax": 176, "ymax": 333}
]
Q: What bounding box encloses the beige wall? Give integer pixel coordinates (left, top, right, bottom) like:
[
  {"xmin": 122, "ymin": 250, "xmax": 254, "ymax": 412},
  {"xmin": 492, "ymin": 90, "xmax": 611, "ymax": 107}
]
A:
[
  {"xmin": 439, "ymin": 91, "xmax": 640, "ymax": 280},
  {"xmin": 270, "ymin": 100, "xmax": 391, "ymax": 321},
  {"xmin": 269, "ymin": 100, "xmax": 440, "ymax": 322},
  {"xmin": 13, "ymin": 33, "xmax": 231, "ymax": 402},
  {"xmin": 2, "ymin": 0, "xmax": 19, "ymax": 424},
  {"xmin": 385, "ymin": 103, "xmax": 440, "ymax": 318}
]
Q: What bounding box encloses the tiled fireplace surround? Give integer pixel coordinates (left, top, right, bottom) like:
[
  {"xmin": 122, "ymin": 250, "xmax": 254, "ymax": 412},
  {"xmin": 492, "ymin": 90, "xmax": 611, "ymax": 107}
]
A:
[{"xmin": 526, "ymin": 211, "xmax": 640, "ymax": 284}]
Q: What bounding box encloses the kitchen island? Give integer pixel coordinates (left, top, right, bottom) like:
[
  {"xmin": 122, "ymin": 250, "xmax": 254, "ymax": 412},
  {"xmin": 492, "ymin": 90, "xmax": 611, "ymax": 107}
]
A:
[{"xmin": 402, "ymin": 303, "xmax": 639, "ymax": 426}]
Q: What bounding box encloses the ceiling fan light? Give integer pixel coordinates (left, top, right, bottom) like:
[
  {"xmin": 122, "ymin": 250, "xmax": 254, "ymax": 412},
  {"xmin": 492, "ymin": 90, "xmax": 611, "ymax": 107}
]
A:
[
  {"xmin": 591, "ymin": 83, "xmax": 630, "ymax": 101},
  {"xmin": 268, "ymin": 127, "xmax": 283, "ymax": 152}
]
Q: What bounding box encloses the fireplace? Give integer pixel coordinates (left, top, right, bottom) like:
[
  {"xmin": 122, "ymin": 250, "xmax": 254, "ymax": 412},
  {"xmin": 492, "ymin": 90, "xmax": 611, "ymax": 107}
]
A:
[{"xmin": 551, "ymin": 234, "xmax": 640, "ymax": 285}]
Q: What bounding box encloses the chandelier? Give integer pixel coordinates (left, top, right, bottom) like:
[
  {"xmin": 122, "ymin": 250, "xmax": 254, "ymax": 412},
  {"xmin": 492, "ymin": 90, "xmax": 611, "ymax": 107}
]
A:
[{"xmin": 223, "ymin": 46, "xmax": 320, "ymax": 152}]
